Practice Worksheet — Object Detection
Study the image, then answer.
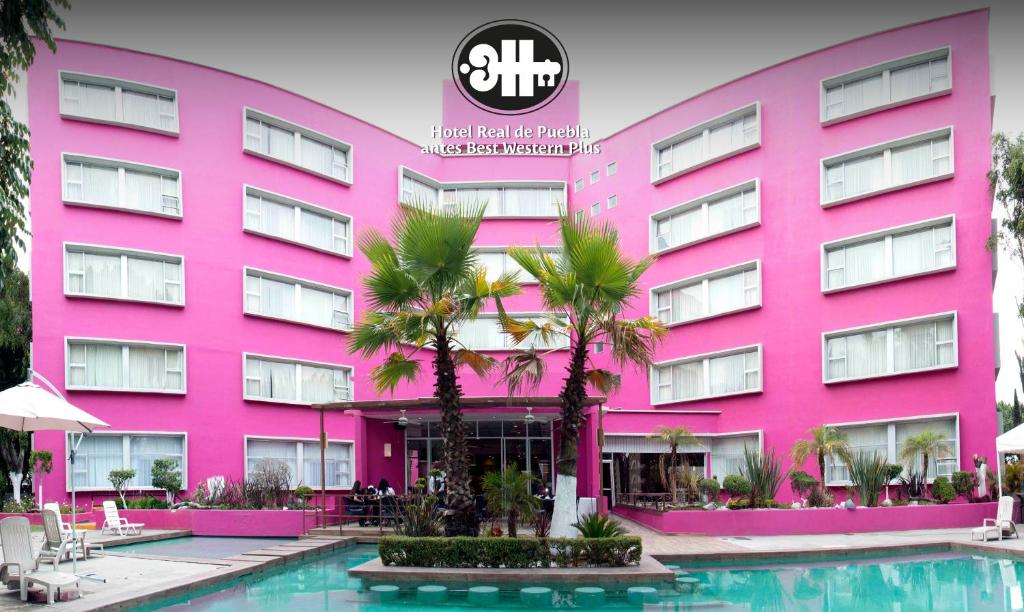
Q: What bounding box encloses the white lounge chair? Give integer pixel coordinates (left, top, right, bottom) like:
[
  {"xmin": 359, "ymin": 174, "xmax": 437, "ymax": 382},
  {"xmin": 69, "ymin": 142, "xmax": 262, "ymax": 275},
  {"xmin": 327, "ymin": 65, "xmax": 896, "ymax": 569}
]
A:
[
  {"xmin": 100, "ymin": 500, "xmax": 144, "ymax": 536},
  {"xmin": 43, "ymin": 502, "xmax": 86, "ymax": 541},
  {"xmin": 40, "ymin": 508, "xmax": 102, "ymax": 565},
  {"xmin": 972, "ymin": 495, "xmax": 1019, "ymax": 542},
  {"xmin": 0, "ymin": 516, "xmax": 80, "ymax": 603}
]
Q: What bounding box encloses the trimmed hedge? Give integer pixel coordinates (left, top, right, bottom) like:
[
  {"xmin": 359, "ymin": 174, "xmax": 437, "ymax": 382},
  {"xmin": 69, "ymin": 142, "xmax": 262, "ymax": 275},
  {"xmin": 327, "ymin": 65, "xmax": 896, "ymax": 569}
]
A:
[{"xmin": 379, "ymin": 536, "xmax": 643, "ymax": 568}]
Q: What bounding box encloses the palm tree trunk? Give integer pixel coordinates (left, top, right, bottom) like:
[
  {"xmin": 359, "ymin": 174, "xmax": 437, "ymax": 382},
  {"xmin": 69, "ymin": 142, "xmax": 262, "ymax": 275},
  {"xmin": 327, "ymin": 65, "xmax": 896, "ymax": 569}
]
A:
[
  {"xmin": 922, "ymin": 452, "xmax": 930, "ymax": 489},
  {"xmin": 551, "ymin": 340, "xmax": 589, "ymax": 538},
  {"xmin": 670, "ymin": 446, "xmax": 679, "ymax": 505},
  {"xmin": 434, "ymin": 336, "xmax": 476, "ymax": 536},
  {"xmin": 508, "ymin": 510, "xmax": 517, "ymax": 538},
  {"xmin": 818, "ymin": 450, "xmax": 826, "ymax": 484}
]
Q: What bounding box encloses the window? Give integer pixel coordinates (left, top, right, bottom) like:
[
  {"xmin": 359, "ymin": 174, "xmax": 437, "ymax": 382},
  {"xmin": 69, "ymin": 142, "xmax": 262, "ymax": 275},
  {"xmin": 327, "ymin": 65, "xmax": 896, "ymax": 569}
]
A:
[
  {"xmin": 823, "ymin": 216, "xmax": 955, "ymax": 292},
  {"xmin": 652, "ymin": 103, "xmax": 760, "ymax": 183},
  {"xmin": 246, "ymin": 437, "xmax": 353, "ymax": 489},
  {"xmin": 66, "ymin": 339, "xmax": 185, "ymax": 393},
  {"xmin": 70, "ymin": 433, "xmax": 185, "ymax": 489},
  {"xmin": 822, "ymin": 48, "xmax": 951, "ymax": 123},
  {"xmin": 65, "ymin": 244, "xmax": 183, "ymax": 305},
  {"xmin": 821, "ymin": 128, "xmax": 953, "ymax": 206},
  {"xmin": 824, "ymin": 312, "xmax": 957, "ymax": 383},
  {"xmin": 652, "ymin": 345, "xmax": 761, "ymax": 404},
  {"xmin": 590, "ymin": 170, "xmax": 600, "ymax": 185},
  {"xmin": 606, "ymin": 162, "xmax": 617, "ymax": 176},
  {"xmin": 244, "ymin": 354, "xmax": 352, "ymax": 404},
  {"xmin": 652, "ymin": 261, "xmax": 760, "ymax": 326},
  {"xmin": 591, "ymin": 202, "xmax": 600, "ymax": 217},
  {"xmin": 60, "ymin": 72, "xmax": 178, "ymax": 134},
  {"xmin": 63, "ymin": 154, "xmax": 181, "ymax": 218},
  {"xmin": 607, "ymin": 195, "xmax": 618, "ymax": 209},
  {"xmin": 243, "ymin": 186, "xmax": 351, "ymax": 256},
  {"xmin": 710, "ymin": 434, "xmax": 759, "ymax": 479},
  {"xmin": 454, "ymin": 314, "xmax": 569, "ymax": 351},
  {"xmin": 401, "ymin": 173, "xmax": 440, "ymax": 206},
  {"xmin": 574, "ymin": 178, "xmax": 584, "ymax": 192},
  {"xmin": 650, "ymin": 180, "xmax": 759, "ymax": 254},
  {"xmin": 474, "ymin": 248, "xmax": 557, "ymax": 284},
  {"xmin": 244, "ymin": 268, "xmax": 352, "ymax": 331},
  {"xmin": 575, "ymin": 210, "xmax": 585, "ymax": 223},
  {"xmin": 825, "ymin": 417, "xmax": 956, "ymax": 484},
  {"xmin": 399, "ymin": 168, "xmax": 564, "ymax": 218},
  {"xmin": 243, "ymin": 108, "xmax": 352, "ymax": 184}
]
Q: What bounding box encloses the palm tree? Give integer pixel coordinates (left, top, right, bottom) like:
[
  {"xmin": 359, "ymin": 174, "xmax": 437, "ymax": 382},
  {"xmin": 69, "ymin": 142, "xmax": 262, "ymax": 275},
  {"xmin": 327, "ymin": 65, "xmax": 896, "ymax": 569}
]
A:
[
  {"xmin": 501, "ymin": 214, "xmax": 666, "ymax": 537},
  {"xmin": 791, "ymin": 426, "xmax": 852, "ymax": 484},
  {"xmin": 652, "ymin": 425, "xmax": 700, "ymax": 505},
  {"xmin": 898, "ymin": 431, "xmax": 952, "ymax": 485},
  {"xmin": 481, "ymin": 463, "xmax": 538, "ymax": 537},
  {"xmin": 349, "ymin": 204, "xmax": 520, "ymax": 536}
]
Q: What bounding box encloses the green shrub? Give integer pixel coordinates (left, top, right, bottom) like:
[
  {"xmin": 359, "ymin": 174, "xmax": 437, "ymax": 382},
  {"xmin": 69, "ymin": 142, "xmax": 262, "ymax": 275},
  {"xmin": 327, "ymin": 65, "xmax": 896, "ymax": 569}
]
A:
[
  {"xmin": 378, "ymin": 536, "xmax": 642, "ymax": 568},
  {"xmin": 884, "ymin": 464, "xmax": 904, "ymax": 482},
  {"xmin": 932, "ymin": 476, "xmax": 956, "ymax": 504},
  {"xmin": 1004, "ymin": 463, "xmax": 1024, "ymax": 495},
  {"xmin": 572, "ymin": 513, "xmax": 626, "ymax": 538},
  {"xmin": 116, "ymin": 497, "xmax": 170, "ymax": 510},
  {"xmin": 951, "ymin": 471, "xmax": 975, "ymax": 500},
  {"xmin": 789, "ymin": 470, "xmax": 818, "ymax": 498},
  {"xmin": 151, "ymin": 459, "xmax": 182, "ymax": 505},
  {"xmin": 726, "ymin": 497, "xmax": 785, "ymax": 510},
  {"xmin": 806, "ymin": 486, "xmax": 834, "ymax": 508},
  {"xmin": 698, "ymin": 478, "xmax": 720, "ymax": 499},
  {"xmin": 723, "ymin": 474, "xmax": 752, "ymax": 498}
]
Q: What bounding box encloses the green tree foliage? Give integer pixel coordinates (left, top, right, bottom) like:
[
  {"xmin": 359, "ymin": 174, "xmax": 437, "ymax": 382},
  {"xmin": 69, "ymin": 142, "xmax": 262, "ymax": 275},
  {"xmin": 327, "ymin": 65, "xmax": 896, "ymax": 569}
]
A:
[
  {"xmin": 0, "ymin": 1, "xmax": 69, "ymax": 276},
  {"xmin": 651, "ymin": 425, "xmax": 699, "ymax": 505},
  {"xmin": 0, "ymin": 270, "xmax": 31, "ymax": 499},
  {"xmin": 481, "ymin": 463, "xmax": 537, "ymax": 538},
  {"xmin": 150, "ymin": 459, "xmax": 182, "ymax": 504},
  {"xmin": 108, "ymin": 468, "xmax": 136, "ymax": 506}
]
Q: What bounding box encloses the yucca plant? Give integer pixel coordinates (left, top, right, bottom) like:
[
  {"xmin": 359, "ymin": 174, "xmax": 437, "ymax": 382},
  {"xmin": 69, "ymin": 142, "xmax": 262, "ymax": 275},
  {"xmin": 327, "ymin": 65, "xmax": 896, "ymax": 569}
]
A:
[
  {"xmin": 572, "ymin": 513, "xmax": 627, "ymax": 538},
  {"xmin": 500, "ymin": 214, "xmax": 666, "ymax": 537},
  {"xmin": 481, "ymin": 463, "xmax": 538, "ymax": 538},
  {"xmin": 349, "ymin": 203, "xmax": 520, "ymax": 535},
  {"xmin": 739, "ymin": 447, "xmax": 790, "ymax": 508},
  {"xmin": 397, "ymin": 495, "xmax": 444, "ymax": 537},
  {"xmin": 847, "ymin": 451, "xmax": 889, "ymax": 507}
]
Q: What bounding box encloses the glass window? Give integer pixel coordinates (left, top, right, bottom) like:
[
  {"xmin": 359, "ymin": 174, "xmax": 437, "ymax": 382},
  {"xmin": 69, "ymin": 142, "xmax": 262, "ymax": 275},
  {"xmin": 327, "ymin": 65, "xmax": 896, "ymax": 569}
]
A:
[
  {"xmin": 653, "ymin": 264, "xmax": 758, "ymax": 325},
  {"xmin": 244, "ymin": 270, "xmax": 351, "ymax": 330},
  {"xmin": 244, "ymin": 190, "xmax": 351, "ymax": 256},
  {"xmin": 61, "ymin": 74, "xmax": 177, "ymax": 132},
  {"xmin": 65, "ymin": 246, "xmax": 182, "ymax": 305},
  {"xmin": 244, "ymin": 111, "xmax": 351, "ymax": 182},
  {"xmin": 244, "ymin": 356, "xmax": 351, "ymax": 403},
  {"xmin": 824, "ymin": 50, "xmax": 950, "ymax": 121},
  {"xmin": 63, "ymin": 156, "xmax": 180, "ymax": 217},
  {"xmin": 655, "ymin": 347, "xmax": 760, "ymax": 403},
  {"xmin": 72, "ymin": 434, "xmax": 184, "ymax": 489},
  {"xmin": 653, "ymin": 185, "xmax": 758, "ymax": 253},
  {"xmin": 823, "ymin": 132, "xmax": 952, "ymax": 204},
  {"xmin": 825, "ymin": 315, "xmax": 956, "ymax": 382},
  {"xmin": 67, "ymin": 341, "xmax": 183, "ymax": 392},
  {"xmin": 654, "ymin": 106, "xmax": 759, "ymax": 180}
]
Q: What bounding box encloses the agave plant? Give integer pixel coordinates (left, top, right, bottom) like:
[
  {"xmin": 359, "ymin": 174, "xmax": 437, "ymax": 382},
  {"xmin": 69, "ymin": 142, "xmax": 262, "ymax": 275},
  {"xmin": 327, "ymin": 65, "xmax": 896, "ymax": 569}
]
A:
[
  {"xmin": 847, "ymin": 451, "xmax": 889, "ymax": 507},
  {"xmin": 397, "ymin": 495, "xmax": 444, "ymax": 537},
  {"xmin": 572, "ymin": 513, "xmax": 627, "ymax": 538},
  {"xmin": 739, "ymin": 447, "xmax": 791, "ymax": 508}
]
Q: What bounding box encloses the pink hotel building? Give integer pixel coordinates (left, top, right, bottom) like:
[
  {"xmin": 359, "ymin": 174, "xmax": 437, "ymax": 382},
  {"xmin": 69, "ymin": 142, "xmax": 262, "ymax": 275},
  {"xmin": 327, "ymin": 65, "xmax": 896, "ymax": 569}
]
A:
[{"xmin": 27, "ymin": 10, "xmax": 999, "ymax": 509}]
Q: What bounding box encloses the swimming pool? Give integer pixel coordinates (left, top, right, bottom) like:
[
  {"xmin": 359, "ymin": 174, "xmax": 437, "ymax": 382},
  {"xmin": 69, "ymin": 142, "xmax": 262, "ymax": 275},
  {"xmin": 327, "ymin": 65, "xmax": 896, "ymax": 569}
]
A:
[
  {"xmin": 135, "ymin": 544, "xmax": 1024, "ymax": 610},
  {"xmin": 111, "ymin": 536, "xmax": 287, "ymax": 559}
]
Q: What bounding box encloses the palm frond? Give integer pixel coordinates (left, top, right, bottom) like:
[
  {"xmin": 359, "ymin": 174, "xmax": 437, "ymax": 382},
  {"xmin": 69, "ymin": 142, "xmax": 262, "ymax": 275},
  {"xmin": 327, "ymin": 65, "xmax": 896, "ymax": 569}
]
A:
[
  {"xmin": 453, "ymin": 349, "xmax": 497, "ymax": 378},
  {"xmin": 585, "ymin": 368, "xmax": 621, "ymax": 395},
  {"xmin": 500, "ymin": 349, "xmax": 546, "ymax": 397},
  {"xmin": 369, "ymin": 352, "xmax": 421, "ymax": 394},
  {"xmin": 601, "ymin": 316, "xmax": 667, "ymax": 369},
  {"xmin": 347, "ymin": 312, "xmax": 404, "ymax": 358}
]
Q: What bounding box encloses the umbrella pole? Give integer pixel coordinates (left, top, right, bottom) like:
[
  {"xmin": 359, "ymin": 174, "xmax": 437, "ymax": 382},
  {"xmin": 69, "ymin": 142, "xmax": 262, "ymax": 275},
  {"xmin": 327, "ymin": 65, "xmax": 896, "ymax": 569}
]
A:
[{"xmin": 69, "ymin": 432, "xmax": 105, "ymax": 583}]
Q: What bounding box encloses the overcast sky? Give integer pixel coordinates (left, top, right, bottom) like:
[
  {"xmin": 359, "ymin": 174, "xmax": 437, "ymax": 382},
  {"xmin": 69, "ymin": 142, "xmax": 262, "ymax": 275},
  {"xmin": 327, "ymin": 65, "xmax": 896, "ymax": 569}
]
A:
[{"xmin": 10, "ymin": 0, "xmax": 1024, "ymax": 402}]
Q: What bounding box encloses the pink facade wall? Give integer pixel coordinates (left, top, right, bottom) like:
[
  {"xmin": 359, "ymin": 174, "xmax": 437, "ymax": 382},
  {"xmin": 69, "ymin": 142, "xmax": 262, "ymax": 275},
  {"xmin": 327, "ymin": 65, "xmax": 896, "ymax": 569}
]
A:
[
  {"xmin": 614, "ymin": 501, "xmax": 1000, "ymax": 537},
  {"xmin": 27, "ymin": 11, "xmax": 996, "ymax": 510},
  {"xmin": 88, "ymin": 508, "xmax": 305, "ymax": 537}
]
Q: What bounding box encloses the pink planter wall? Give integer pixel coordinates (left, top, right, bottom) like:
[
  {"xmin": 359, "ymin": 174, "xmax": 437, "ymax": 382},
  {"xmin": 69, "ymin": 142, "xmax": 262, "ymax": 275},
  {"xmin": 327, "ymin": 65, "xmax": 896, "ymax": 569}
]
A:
[
  {"xmin": 0, "ymin": 513, "xmax": 43, "ymax": 525},
  {"xmin": 90, "ymin": 508, "xmax": 306, "ymax": 537},
  {"xmin": 614, "ymin": 501, "xmax": 1001, "ymax": 536}
]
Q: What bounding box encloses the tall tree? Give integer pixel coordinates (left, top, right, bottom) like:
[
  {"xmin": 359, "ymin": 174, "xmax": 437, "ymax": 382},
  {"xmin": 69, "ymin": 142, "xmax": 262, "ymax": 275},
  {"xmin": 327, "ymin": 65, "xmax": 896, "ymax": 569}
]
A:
[
  {"xmin": 651, "ymin": 425, "xmax": 699, "ymax": 505},
  {"xmin": 1, "ymin": 1, "xmax": 70, "ymax": 278},
  {"xmin": 791, "ymin": 425, "xmax": 852, "ymax": 485},
  {"xmin": 349, "ymin": 205, "xmax": 519, "ymax": 536},
  {"xmin": 502, "ymin": 215, "xmax": 665, "ymax": 537},
  {"xmin": 0, "ymin": 269, "xmax": 31, "ymax": 500}
]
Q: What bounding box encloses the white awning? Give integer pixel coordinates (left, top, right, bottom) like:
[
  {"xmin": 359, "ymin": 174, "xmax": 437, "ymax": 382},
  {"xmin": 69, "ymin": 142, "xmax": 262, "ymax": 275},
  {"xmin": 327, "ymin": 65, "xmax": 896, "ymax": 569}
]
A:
[
  {"xmin": 998, "ymin": 423, "xmax": 1024, "ymax": 454},
  {"xmin": 604, "ymin": 435, "xmax": 705, "ymax": 454}
]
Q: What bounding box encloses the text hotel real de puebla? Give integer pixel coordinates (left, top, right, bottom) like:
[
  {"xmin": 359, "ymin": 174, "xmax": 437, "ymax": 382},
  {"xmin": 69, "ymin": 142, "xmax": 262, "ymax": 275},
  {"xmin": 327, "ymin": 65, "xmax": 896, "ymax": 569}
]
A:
[{"xmin": 424, "ymin": 124, "xmax": 600, "ymax": 155}]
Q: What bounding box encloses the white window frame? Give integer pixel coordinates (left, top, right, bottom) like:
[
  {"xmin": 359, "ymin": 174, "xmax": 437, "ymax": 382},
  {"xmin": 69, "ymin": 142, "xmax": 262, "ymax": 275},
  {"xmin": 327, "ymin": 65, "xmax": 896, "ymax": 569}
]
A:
[
  {"xmin": 65, "ymin": 431, "xmax": 188, "ymax": 492},
  {"xmin": 820, "ymin": 127, "xmax": 954, "ymax": 207},
  {"xmin": 243, "ymin": 267, "xmax": 354, "ymax": 331},
  {"xmin": 62, "ymin": 153, "xmax": 183, "ymax": 219},
  {"xmin": 65, "ymin": 337, "xmax": 187, "ymax": 394},
  {"xmin": 472, "ymin": 246, "xmax": 558, "ymax": 285},
  {"xmin": 242, "ymin": 353, "xmax": 354, "ymax": 406},
  {"xmin": 243, "ymin": 435, "xmax": 356, "ymax": 491},
  {"xmin": 606, "ymin": 162, "xmax": 617, "ymax": 177},
  {"xmin": 63, "ymin": 242, "xmax": 185, "ymax": 307},
  {"xmin": 242, "ymin": 185, "xmax": 353, "ymax": 258},
  {"xmin": 822, "ymin": 311, "xmax": 958, "ymax": 385},
  {"xmin": 59, "ymin": 71, "xmax": 179, "ymax": 136},
  {"xmin": 574, "ymin": 178, "xmax": 584, "ymax": 192},
  {"xmin": 398, "ymin": 167, "xmax": 566, "ymax": 219},
  {"xmin": 650, "ymin": 102, "xmax": 761, "ymax": 185},
  {"xmin": 822, "ymin": 413, "xmax": 960, "ymax": 486},
  {"xmin": 590, "ymin": 170, "xmax": 600, "ymax": 185},
  {"xmin": 649, "ymin": 179, "xmax": 760, "ymax": 255},
  {"xmin": 607, "ymin": 195, "xmax": 618, "ymax": 209},
  {"xmin": 454, "ymin": 312, "xmax": 570, "ymax": 352},
  {"xmin": 591, "ymin": 202, "xmax": 600, "ymax": 217},
  {"xmin": 820, "ymin": 47, "xmax": 952, "ymax": 125},
  {"xmin": 650, "ymin": 260, "xmax": 761, "ymax": 327},
  {"xmin": 821, "ymin": 215, "xmax": 956, "ymax": 293},
  {"xmin": 650, "ymin": 344, "xmax": 763, "ymax": 406},
  {"xmin": 242, "ymin": 108, "xmax": 353, "ymax": 185}
]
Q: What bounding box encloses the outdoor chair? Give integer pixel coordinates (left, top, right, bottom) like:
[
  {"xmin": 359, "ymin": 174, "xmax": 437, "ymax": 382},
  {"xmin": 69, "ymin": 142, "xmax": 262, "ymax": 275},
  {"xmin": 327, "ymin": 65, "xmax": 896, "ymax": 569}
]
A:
[
  {"xmin": 100, "ymin": 500, "xmax": 144, "ymax": 536},
  {"xmin": 0, "ymin": 516, "xmax": 81, "ymax": 603},
  {"xmin": 43, "ymin": 503, "xmax": 91, "ymax": 544},
  {"xmin": 40, "ymin": 508, "xmax": 101, "ymax": 564},
  {"xmin": 341, "ymin": 495, "xmax": 367, "ymax": 525},
  {"xmin": 972, "ymin": 495, "xmax": 1019, "ymax": 542}
]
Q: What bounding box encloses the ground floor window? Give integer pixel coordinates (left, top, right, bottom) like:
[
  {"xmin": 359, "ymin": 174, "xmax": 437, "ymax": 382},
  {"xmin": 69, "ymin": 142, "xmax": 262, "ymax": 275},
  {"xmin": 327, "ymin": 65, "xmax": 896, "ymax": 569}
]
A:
[
  {"xmin": 245, "ymin": 437, "xmax": 353, "ymax": 489},
  {"xmin": 70, "ymin": 433, "xmax": 184, "ymax": 489},
  {"xmin": 825, "ymin": 416, "xmax": 957, "ymax": 485}
]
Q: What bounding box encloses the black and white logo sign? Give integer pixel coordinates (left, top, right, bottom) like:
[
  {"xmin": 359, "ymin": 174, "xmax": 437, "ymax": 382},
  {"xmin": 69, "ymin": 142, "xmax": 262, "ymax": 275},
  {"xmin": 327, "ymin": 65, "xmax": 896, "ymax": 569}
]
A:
[{"xmin": 452, "ymin": 20, "xmax": 568, "ymax": 115}]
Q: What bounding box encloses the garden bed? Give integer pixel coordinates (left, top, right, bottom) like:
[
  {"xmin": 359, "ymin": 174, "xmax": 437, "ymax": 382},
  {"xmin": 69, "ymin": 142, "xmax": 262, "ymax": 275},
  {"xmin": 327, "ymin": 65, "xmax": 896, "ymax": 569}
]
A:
[
  {"xmin": 379, "ymin": 535, "xmax": 642, "ymax": 568},
  {"xmin": 614, "ymin": 500, "xmax": 1000, "ymax": 536}
]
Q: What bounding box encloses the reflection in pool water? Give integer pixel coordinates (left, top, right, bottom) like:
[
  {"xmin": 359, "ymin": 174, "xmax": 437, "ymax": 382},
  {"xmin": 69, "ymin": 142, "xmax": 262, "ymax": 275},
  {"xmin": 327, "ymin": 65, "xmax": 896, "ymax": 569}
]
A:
[{"xmin": 136, "ymin": 545, "xmax": 1024, "ymax": 611}]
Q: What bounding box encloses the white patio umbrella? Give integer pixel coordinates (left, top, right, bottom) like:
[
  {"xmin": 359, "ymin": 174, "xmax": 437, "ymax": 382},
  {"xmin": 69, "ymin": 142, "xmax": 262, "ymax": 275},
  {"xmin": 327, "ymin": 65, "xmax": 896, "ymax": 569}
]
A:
[
  {"xmin": 0, "ymin": 373, "xmax": 109, "ymax": 579},
  {"xmin": 995, "ymin": 423, "xmax": 1024, "ymax": 495}
]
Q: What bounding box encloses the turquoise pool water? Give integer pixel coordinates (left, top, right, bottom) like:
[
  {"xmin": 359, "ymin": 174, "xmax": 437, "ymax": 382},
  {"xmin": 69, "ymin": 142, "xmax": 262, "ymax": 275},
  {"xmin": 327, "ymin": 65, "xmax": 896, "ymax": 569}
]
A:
[
  {"xmin": 111, "ymin": 536, "xmax": 286, "ymax": 559},
  {"xmin": 135, "ymin": 544, "xmax": 1024, "ymax": 610}
]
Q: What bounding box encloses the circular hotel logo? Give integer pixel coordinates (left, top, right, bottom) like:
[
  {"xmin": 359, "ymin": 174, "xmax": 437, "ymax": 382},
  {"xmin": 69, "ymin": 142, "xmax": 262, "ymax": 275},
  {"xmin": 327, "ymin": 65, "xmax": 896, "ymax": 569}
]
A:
[{"xmin": 452, "ymin": 19, "xmax": 568, "ymax": 115}]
